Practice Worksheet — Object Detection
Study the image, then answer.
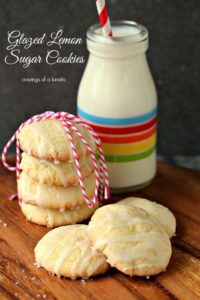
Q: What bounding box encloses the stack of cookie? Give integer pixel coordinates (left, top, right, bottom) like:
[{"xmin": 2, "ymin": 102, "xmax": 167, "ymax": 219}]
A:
[
  {"xmin": 17, "ymin": 119, "xmax": 99, "ymax": 227},
  {"xmin": 35, "ymin": 197, "xmax": 176, "ymax": 279}
]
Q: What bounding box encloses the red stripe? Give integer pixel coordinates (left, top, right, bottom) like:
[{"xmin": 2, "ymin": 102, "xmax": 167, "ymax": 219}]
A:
[
  {"xmin": 99, "ymin": 126, "xmax": 156, "ymax": 144},
  {"xmin": 99, "ymin": 5, "xmax": 108, "ymax": 27},
  {"xmin": 81, "ymin": 116, "xmax": 157, "ymax": 135}
]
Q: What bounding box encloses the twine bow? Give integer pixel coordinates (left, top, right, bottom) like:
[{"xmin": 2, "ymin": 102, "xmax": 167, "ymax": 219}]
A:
[{"xmin": 1, "ymin": 111, "xmax": 110, "ymax": 207}]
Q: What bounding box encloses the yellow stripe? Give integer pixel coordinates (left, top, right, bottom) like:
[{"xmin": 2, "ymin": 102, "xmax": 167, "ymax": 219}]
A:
[{"xmin": 102, "ymin": 134, "xmax": 156, "ymax": 155}]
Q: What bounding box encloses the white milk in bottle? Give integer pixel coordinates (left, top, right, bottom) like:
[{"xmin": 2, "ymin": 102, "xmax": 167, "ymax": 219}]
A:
[{"xmin": 77, "ymin": 21, "xmax": 157, "ymax": 192}]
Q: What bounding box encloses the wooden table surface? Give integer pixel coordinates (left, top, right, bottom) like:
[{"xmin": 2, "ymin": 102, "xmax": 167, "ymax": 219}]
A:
[{"xmin": 0, "ymin": 159, "xmax": 200, "ymax": 300}]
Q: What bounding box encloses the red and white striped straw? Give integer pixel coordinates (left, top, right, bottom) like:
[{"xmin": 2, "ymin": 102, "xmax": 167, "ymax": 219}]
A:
[
  {"xmin": 95, "ymin": 0, "xmax": 112, "ymax": 37},
  {"xmin": 1, "ymin": 111, "xmax": 110, "ymax": 207}
]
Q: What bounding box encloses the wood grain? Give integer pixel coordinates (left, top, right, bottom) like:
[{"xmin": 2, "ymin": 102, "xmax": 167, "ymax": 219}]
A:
[{"xmin": 0, "ymin": 160, "xmax": 200, "ymax": 300}]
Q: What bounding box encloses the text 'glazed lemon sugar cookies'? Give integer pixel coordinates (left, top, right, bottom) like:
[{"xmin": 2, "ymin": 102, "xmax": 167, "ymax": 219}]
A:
[
  {"xmin": 118, "ymin": 197, "xmax": 176, "ymax": 238},
  {"xmin": 34, "ymin": 225, "xmax": 110, "ymax": 279},
  {"xmin": 88, "ymin": 203, "xmax": 172, "ymax": 276}
]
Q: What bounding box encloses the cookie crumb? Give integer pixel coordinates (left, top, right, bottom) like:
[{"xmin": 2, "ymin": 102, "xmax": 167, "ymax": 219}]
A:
[
  {"xmin": 3, "ymin": 223, "xmax": 8, "ymax": 227},
  {"xmin": 31, "ymin": 276, "xmax": 36, "ymax": 280},
  {"xmin": 36, "ymin": 294, "xmax": 41, "ymax": 298},
  {"xmin": 15, "ymin": 280, "xmax": 19, "ymax": 285},
  {"xmin": 34, "ymin": 262, "xmax": 41, "ymax": 268},
  {"xmin": 14, "ymin": 292, "xmax": 18, "ymax": 297},
  {"xmin": 42, "ymin": 294, "xmax": 47, "ymax": 298},
  {"xmin": 81, "ymin": 279, "xmax": 86, "ymax": 285}
]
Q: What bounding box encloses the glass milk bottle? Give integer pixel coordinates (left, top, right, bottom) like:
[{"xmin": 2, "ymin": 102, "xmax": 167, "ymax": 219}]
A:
[{"xmin": 77, "ymin": 21, "xmax": 157, "ymax": 192}]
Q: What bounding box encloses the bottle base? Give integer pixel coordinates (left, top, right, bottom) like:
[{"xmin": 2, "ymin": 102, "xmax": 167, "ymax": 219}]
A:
[{"xmin": 110, "ymin": 177, "xmax": 154, "ymax": 194}]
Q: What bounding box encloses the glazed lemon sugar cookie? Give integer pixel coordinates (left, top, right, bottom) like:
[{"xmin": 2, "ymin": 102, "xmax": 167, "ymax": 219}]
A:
[
  {"xmin": 118, "ymin": 197, "xmax": 176, "ymax": 238},
  {"xmin": 88, "ymin": 204, "xmax": 172, "ymax": 276},
  {"xmin": 20, "ymin": 152, "xmax": 94, "ymax": 187},
  {"xmin": 18, "ymin": 171, "xmax": 96, "ymax": 210},
  {"xmin": 34, "ymin": 224, "xmax": 109, "ymax": 278},
  {"xmin": 20, "ymin": 201, "xmax": 99, "ymax": 227},
  {"xmin": 19, "ymin": 119, "xmax": 96, "ymax": 161}
]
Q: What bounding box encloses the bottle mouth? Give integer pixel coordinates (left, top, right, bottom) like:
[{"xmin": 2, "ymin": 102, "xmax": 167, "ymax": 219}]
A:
[{"xmin": 87, "ymin": 20, "xmax": 148, "ymax": 45}]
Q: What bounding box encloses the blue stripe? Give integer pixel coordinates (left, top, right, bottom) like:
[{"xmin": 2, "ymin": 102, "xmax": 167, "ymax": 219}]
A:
[{"xmin": 77, "ymin": 106, "xmax": 157, "ymax": 126}]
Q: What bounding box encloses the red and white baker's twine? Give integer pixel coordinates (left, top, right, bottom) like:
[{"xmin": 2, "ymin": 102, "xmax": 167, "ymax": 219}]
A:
[
  {"xmin": 96, "ymin": 0, "xmax": 112, "ymax": 37},
  {"xmin": 1, "ymin": 111, "xmax": 110, "ymax": 207}
]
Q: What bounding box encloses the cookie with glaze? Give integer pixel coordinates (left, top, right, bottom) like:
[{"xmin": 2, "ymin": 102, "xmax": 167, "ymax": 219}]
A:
[
  {"xmin": 20, "ymin": 152, "xmax": 94, "ymax": 187},
  {"xmin": 18, "ymin": 171, "xmax": 96, "ymax": 210},
  {"xmin": 118, "ymin": 197, "xmax": 176, "ymax": 238},
  {"xmin": 21, "ymin": 201, "xmax": 99, "ymax": 228},
  {"xmin": 88, "ymin": 204, "xmax": 172, "ymax": 276},
  {"xmin": 19, "ymin": 119, "xmax": 96, "ymax": 161},
  {"xmin": 34, "ymin": 224, "xmax": 109, "ymax": 278}
]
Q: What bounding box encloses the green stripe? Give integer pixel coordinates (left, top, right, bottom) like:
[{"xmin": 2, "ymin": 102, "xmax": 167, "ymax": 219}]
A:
[{"xmin": 96, "ymin": 146, "xmax": 156, "ymax": 163}]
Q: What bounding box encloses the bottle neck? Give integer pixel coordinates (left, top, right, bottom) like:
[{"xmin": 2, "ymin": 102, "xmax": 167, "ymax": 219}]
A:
[
  {"xmin": 87, "ymin": 20, "xmax": 149, "ymax": 59},
  {"xmin": 87, "ymin": 39, "xmax": 148, "ymax": 59}
]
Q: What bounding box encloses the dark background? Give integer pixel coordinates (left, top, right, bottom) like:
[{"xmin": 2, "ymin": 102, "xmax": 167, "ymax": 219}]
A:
[{"xmin": 0, "ymin": 0, "xmax": 200, "ymax": 169}]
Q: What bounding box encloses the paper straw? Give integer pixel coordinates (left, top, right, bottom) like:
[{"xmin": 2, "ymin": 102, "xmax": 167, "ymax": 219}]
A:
[{"xmin": 95, "ymin": 0, "xmax": 112, "ymax": 36}]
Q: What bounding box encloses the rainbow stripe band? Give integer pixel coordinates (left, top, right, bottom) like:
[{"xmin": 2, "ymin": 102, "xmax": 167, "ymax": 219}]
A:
[{"xmin": 78, "ymin": 106, "xmax": 157, "ymax": 163}]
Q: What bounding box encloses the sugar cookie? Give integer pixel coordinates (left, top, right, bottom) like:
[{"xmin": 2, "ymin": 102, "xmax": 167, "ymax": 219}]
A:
[
  {"xmin": 88, "ymin": 204, "xmax": 172, "ymax": 276},
  {"xmin": 19, "ymin": 119, "xmax": 96, "ymax": 161},
  {"xmin": 118, "ymin": 197, "xmax": 176, "ymax": 238},
  {"xmin": 34, "ymin": 224, "xmax": 109, "ymax": 278},
  {"xmin": 21, "ymin": 201, "xmax": 99, "ymax": 227},
  {"xmin": 18, "ymin": 171, "xmax": 95, "ymax": 210},
  {"xmin": 20, "ymin": 152, "xmax": 94, "ymax": 186}
]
